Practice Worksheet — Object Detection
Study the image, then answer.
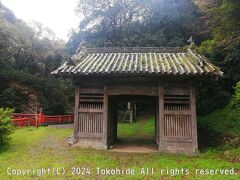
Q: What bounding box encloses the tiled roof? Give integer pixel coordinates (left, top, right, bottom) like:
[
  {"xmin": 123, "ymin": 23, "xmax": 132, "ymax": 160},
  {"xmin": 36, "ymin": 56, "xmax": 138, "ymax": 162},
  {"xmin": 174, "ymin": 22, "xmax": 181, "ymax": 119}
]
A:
[{"xmin": 51, "ymin": 47, "xmax": 222, "ymax": 76}]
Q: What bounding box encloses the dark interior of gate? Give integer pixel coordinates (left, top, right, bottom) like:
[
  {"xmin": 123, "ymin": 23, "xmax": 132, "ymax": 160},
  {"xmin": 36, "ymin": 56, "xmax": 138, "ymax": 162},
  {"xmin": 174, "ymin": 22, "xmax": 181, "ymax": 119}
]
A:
[{"xmin": 74, "ymin": 83, "xmax": 197, "ymax": 154}]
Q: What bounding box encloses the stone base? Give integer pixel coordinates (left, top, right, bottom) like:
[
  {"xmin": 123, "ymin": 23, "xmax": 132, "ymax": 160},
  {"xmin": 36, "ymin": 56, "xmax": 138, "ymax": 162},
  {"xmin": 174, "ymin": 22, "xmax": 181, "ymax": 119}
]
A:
[
  {"xmin": 69, "ymin": 137, "xmax": 198, "ymax": 154},
  {"xmin": 72, "ymin": 137, "xmax": 108, "ymax": 150},
  {"xmin": 159, "ymin": 142, "xmax": 198, "ymax": 155}
]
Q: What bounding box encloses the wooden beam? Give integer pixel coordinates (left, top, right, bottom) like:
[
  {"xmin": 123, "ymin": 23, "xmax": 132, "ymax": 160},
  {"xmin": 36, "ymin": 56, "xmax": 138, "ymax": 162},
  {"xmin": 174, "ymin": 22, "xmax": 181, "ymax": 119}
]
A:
[
  {"xmin": 79, "ymin": 109, "xmax": 104, "ymax": 113},
  {"xmin": 164, "ymin": 89, "xmax": 190, "ymax": 96},
  {"xmin": 158, "ymin": 86, "xmax": 164, "ymax": 151},
  {"xmin": 115, "ymin": 96, "xmax": 155, "ymax": 103},
  {"xmin": 80, "ymin": 99, "xmax": 103, "ymax": 103},
  {"xmin": 108, "ymin": 86, "xmax": 158, "ymax": 96},
  {"xmin": 190, "ymin": 85, "xmax": 198, "ymax": 152},
  {"xmin": 80, "ymin": 95, "xmax": 103, "ymax": 98},
  {"xmin": 164, "ymin": 100, "xmax": 190, "ymax": 104},
  {"xmin": 79, "ymin": 88, "xmax": 104, "ymax": 94},
  {"xmin": 164, "ymin": 137, "xmax": 193, "ymax": 143},
  {"xmin": 74, "ymin": 86, "xmax": 80, "ymax": 137},
  {"xmin": 164, "ymin": 111, "xmax": 191, "ymax": 115},
  {"xmin": 103, "ymin": 85, "xmax": 108, "ymax": 147}
]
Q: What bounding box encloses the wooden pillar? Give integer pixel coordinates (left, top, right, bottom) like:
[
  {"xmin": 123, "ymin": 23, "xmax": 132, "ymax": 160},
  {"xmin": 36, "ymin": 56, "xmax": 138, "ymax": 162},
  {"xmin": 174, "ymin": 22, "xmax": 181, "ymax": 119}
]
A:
[
  {"xmin": 130, "ymin": 102, "xmax": 133, "ymax": 123},
  {"xmin": 134, "ymin": 103, "xmax": 137, "ymax": 120},
  {"xmin": 113, "ymin": 97, "xmax": 118, "ymax": 142},
  {"xmin": 110, "ymin": 97, "xmax": 117, "ymax": 144},
  {"xmin": 103, "ymin": 85, "xmax": 108, "ymax": 147},
  {"xmin": 190, "ymin": 86, "xmax": 198, "ymax": 151},
  {"xmin": 155, "ymin": 97, "xmax": 159, "ymax": 145},
  {"xmin": 74, "ymin": 86, "xmax": 80, "ymax": 138},
  {"xmin": 158, "ymin": 86, "xmax": 164, "ymax": 151}
]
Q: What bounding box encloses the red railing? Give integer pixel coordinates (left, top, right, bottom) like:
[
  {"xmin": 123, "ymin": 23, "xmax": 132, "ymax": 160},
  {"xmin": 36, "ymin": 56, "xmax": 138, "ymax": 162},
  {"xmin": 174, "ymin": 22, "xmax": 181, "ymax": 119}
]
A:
[
  {"xmin": 12, "ymin": 114, "xmax": 39, "ymax": 127},
  {"xmin": 12, "ymin": 113, "xmax": 74, "ymax": 127},
  {"xmin": 43, "ymin": 115, "xmax": 74, "ymax": 124}
]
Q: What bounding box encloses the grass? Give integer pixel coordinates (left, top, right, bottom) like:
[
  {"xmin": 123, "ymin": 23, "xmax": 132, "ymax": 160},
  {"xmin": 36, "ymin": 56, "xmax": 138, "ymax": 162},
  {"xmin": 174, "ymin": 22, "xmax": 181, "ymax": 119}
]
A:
[
  {"xmin": 143, "ymin": 117, "xmax": 155, "ymax": 135},
  {"xmin": 117, "ymin": 116, "xmax": 155, "ymax": 139},
  {"xmin": 0, "ymin": 120, "xmax": 239, "ymax": 179}
]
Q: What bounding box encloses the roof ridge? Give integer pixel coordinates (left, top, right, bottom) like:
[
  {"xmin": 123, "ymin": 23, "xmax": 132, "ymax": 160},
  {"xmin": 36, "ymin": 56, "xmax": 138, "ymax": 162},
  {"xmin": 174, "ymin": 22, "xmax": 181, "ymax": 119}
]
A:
[{"xmin": 83, "ymin": 47, "xmax": 184, "ymax": 54}]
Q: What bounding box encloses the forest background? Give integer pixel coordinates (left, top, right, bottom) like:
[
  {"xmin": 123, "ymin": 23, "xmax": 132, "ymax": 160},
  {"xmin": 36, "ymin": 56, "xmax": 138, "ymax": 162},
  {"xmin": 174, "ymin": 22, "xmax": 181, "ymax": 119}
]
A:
[{"xmin": 0, "ymin": 0, "xmax": 239, "ymax": 147}]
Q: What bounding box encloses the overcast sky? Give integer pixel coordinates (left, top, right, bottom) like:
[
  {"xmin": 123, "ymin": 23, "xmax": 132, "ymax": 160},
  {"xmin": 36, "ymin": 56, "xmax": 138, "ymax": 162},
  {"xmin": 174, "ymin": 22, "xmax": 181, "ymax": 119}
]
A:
[{"xmin": 2, "ymin": 0, "xmax": 80, "ymax": 41}]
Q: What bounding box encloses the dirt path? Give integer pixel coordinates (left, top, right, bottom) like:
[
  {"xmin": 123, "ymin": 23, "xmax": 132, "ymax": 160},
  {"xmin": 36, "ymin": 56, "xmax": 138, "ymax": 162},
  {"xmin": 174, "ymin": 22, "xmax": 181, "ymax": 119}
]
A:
[{"xmin": 137, "ymin": 114, "xmax": 152, "ymax": 130}]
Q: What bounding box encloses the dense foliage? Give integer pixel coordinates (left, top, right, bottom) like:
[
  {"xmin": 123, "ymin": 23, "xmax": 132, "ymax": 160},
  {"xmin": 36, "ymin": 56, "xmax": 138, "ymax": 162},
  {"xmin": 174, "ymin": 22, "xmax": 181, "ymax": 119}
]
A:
[
  {"xmin": 233, "ymin": 81, "xmax": 240, "ymax": 109},
  {"xmin": 0, "ymin": 108, "xmax": 14, "ymax": 145},
  {"xmin": 0, "ymin": 0, "xmax": 240, "ymax": 118},
  {"xmin": 196, "ymin": 79, "xmax": 230, "ymax": 115},
  {"xmin": 198, "ymin": 0, "xmax": 240, "ymax": 89},
  {"xmin": 0, "ymin": 3, "xmax": 73, "ymax": 114},
  {"xmin": 67, "ymin": 0, "xmax": 203, "ymax": 53},
  {"xmin": 198, "ymin": 103, "xmax": 240, "ymax": 148},
  {"xmin": 197, "ymin": 81, "xmax": 240, "ymax": 149}
]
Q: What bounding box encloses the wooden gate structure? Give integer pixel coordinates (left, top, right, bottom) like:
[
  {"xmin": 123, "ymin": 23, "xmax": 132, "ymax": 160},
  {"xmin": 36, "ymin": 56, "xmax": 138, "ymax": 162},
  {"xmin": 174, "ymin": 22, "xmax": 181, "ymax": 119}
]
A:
[{"xmin": 52, "ymin": 47, "xmax": 222, "ymax": 154}]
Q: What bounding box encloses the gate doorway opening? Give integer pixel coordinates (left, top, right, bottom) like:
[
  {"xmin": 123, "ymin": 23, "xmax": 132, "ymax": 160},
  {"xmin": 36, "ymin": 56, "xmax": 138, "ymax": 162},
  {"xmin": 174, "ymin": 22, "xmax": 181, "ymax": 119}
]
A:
[{"xmin": 108, "ymin": 95, "xmax": 158, "ymax": 152}]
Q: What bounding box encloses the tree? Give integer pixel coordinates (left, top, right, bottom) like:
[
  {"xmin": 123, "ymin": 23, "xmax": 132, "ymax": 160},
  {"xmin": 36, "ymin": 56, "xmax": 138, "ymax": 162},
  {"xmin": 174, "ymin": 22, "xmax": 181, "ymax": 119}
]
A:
[
  {"xmin": 67, "ymin": 0, "xmax": 203, "ymax": 53},
  {"xmin": 198, "ymin": 0, "xmax": 240, "ymax": 90},
  {"xmin": 0, "ymin": 3, "xmax": 73, "ymax": 114},
  {"xmin": 0, "ymin": 3, "xmax": 68, "ymax": 75}
]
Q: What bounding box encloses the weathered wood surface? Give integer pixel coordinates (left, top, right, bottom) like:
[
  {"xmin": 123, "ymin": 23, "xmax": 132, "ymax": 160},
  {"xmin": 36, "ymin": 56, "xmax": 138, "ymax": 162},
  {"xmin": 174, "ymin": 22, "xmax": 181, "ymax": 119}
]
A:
[
  {"xmin": 163, "ymin": 114, "xmax": 192, "ymax": 138},
  {"xmin": 103, "ymin": 86, "xmax": 108, "ymax": 146},
  {"xmin": 77, "ymin": 87, "xmax": 105, "ymax": 140},
  {"xmin": 74, "ymin": 83, "xmax": 198, "ymax": 154},
  {"xmin": 155, "ymin": 97, "xmax": 159, "ymax": 145},
  {"xmin": 108, "ymin": 86, "xmax": 158, "ymax": 96},
  {"xmin": 154, "ymin": 84, "xmax": 198, "ymax": 154},
  {"xmin": 158, "ymin": 86, "xmax": 164, "ymax": 151},
  {"xmin": 190, "ymin": 86, "xmax": 198, "ymax": 151},
  {"xmin": 74, "ymin": 86, "xmax": 80, "ymax": 137},
  {"xmin": 79, "ymin": 87, "xmax": 104, "ymax": 94}
]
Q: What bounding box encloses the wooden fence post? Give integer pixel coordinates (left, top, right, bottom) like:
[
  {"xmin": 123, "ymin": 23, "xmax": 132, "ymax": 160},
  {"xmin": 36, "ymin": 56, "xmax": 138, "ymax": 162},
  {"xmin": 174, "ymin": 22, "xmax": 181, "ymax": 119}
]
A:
[
  {"xmin": 39, "ymin": 109, "xmax": 44, "ymax": 126},
  {"xmin": 59, "ymin": 116, "xmax": 61, "ymax": 124}
]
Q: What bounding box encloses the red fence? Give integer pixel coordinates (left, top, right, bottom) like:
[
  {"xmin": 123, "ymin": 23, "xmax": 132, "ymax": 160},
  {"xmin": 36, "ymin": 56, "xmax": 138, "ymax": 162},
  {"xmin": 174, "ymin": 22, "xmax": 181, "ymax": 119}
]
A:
[
  {"xmin": 12, "ymin": 113, "xmax": 74, "ymax": 127},
  {"xmin": 43, "ymin": 115, "xmax": 74, "ymax": 125}
]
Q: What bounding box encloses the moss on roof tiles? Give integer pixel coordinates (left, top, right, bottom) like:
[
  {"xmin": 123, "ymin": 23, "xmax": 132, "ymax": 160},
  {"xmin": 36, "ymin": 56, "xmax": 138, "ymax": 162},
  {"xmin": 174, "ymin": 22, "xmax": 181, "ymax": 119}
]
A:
[{"xmin": 51, "ymin": 47, "xmax": 222, "ymax": 76}]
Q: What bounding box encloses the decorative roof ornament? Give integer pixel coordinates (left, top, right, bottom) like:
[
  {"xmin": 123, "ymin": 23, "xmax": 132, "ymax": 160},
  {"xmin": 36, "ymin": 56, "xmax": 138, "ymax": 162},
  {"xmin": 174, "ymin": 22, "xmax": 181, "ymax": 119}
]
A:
[
  {"xmin": 76, "ymin": 41, "xmax": 88, "ymax": 54},
  {"xmin": 187, "ymin": 36, "xmax": 195, "ymax": 47},
  {"xmin": 72, "ymin": 41, "xmax": 88, "ymax": 61},
  {"xmin": 66, "ymin": 57, "xmax": 75, "ymax": 66},
  {"xmin": 187, "ymin": 48, "xmax": 206, "ymax": 68}
]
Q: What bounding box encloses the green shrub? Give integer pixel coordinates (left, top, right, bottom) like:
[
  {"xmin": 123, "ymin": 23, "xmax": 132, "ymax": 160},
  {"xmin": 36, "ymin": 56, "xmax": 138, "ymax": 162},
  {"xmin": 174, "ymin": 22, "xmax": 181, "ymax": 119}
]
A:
[
  {"xmin": 233, "ymin": 81, "xmax": 240, "ymax": 109},
  {"xmin": 0, "ymin": 108, "xmax": 14, "ymax": 145},
  {"xmin": 196, "ymin": 80, "xmax": 230, "ymax": 116},
  {"xmin": 198, "ymin": 83, "xmax": 240, "ymax": 149}
]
